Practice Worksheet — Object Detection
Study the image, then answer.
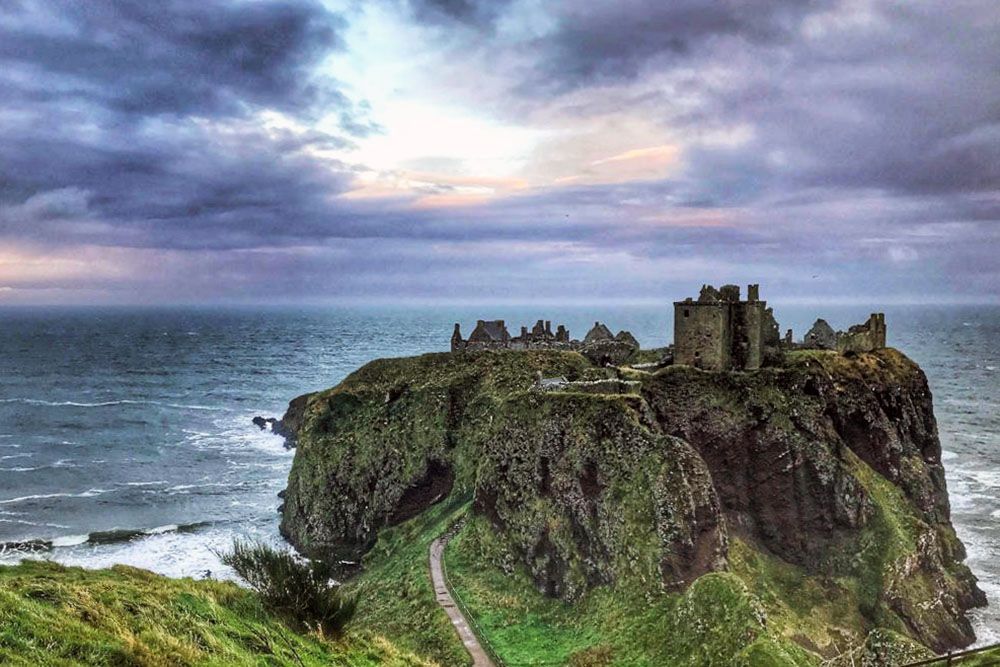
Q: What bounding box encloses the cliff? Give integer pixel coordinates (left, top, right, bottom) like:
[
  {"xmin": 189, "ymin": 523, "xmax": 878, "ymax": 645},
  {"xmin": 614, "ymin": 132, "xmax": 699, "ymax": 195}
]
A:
[{"xmin": 279, "ymin": 348, "xmax": 985, "ymax": 661}]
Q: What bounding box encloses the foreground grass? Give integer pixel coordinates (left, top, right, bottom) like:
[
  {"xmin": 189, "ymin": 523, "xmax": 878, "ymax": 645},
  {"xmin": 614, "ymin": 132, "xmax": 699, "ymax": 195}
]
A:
[
  {"xmin": 341, "ymin": 496, "xmax": 472, "ymax": 667},
  {"xmin": 0, "ymin": 559, "xmax": 432, "ymax": 667}
]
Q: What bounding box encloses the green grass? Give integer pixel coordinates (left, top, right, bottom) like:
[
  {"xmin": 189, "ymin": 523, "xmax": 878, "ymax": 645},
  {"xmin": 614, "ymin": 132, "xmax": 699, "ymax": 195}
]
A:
[
  {"xmin": 0, "ymin": 559, "xmax": 432, "ymax": 667},
  {"xmin": 443, "ymin": 516, "xmax": 817, "ymax": 666},
  {"xmin": 953, "ymin": 646, "xmax": 1000, "ymax": 665},
  {"xmin": 341, "ymin": 496, "xmax": 472, "ymax": 666},
  {"xmin": 728, "ymin": 538, "xmax": 869, "ymax": 654}
]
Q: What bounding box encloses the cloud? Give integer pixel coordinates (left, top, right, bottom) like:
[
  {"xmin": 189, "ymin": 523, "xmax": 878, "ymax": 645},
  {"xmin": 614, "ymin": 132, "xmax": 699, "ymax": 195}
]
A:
[
  {"xmin": 0, "ymin": 0, "xmax": 997, "ymax": 303},
  {"xmin": 401, "ymin": 0, "xmax": 514, "ymax": 29},
  {"xmin": 0, "ymin": 0, "xmax": 346, "ymax": 119},
  {"xmin": 0, "ymin": 0, "xmax": 372, "ymax": 253},
  {"xmin": 524, "ymin": 0, "xmax": 825, "ymax": 92}
]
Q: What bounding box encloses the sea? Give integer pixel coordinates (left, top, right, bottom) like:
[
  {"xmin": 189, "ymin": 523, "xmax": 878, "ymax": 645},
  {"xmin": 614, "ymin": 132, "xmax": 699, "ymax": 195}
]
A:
[{"xmin": 0, "ymin": 303, "xmax": 997, "ymax": 643}]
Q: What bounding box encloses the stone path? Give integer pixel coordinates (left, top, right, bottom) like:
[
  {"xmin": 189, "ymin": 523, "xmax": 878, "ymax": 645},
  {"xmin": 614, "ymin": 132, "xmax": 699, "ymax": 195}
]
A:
[{"xmin": 429, "ymin": 533, "xmax": 495, "ymax": 667}]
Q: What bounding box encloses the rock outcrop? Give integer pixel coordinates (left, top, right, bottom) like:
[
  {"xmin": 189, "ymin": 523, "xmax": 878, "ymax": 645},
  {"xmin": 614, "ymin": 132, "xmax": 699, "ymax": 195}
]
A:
[{"xmin": 278, "ymin": 347, "xmax": 984, "ymax": 655}]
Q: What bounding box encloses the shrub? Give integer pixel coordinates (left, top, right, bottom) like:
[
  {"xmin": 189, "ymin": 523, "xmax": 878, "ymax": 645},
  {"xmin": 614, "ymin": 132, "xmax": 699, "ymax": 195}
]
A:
[{"xmin": 221, "ymin": 539, "xmax": 356, "ymax": 637}]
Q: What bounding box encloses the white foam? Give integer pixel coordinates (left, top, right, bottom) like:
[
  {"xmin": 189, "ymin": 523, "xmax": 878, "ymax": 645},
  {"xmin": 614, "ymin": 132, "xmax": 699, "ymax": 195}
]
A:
[
  {"xmin": 0, "ymin": 488, "xmax": 110, "ymax": 505},
  {"xmin": 0, "ymin": 398, "xmax": 221, "ymax": 411},
  {"xmin": 0, "ymin": 518, "xmax": 69, "ymax": 529},
  {"xmin": 0, "ymin": 453, "xmax": 32, "ymax": 460},
  {"xmin": 971, "ymin": 611, "xmax": 1000, "ymax": 648},
  {"xmin": 147, "ymin": 524, "xmax": 179, "ymax": 534},
  {"xmin": 941, "ymin": 449, "xmax": 959, "ymax": 461},
  {"xmin": 10, "ymin": 523, "xmax": 279, "ymax": 581},
  {"xmin": 51, "ymin": 535, "xmax": 90, "ymax": 547},
  {"xmin": 166, "ymin": 482, "xmax": 233, "ymax": 492}
]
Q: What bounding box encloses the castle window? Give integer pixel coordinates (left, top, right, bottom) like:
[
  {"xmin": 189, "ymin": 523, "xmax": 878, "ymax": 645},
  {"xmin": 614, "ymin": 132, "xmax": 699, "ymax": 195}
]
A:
[{"xmin": 683, "ymin": 309, "xmax": 690, "ymax": 318}]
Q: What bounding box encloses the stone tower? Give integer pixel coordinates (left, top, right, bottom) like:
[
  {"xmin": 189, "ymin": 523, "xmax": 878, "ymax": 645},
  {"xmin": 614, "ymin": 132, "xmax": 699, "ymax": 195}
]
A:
[{"xmin": 673, "ymin": 283, "xmax": 779, "ymax": 371}]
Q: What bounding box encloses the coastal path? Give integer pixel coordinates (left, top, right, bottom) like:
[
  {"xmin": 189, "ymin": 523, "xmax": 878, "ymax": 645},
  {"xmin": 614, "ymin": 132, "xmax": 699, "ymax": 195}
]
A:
[{"xmin": 429, "ymin": 528, "xmax": 496, "ymax": 667}]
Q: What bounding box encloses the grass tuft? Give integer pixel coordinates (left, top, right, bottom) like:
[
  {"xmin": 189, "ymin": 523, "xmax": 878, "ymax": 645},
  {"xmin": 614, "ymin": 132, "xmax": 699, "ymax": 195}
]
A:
[{"xmin": 220, "ymin": 539, "xmax": 357, "ymax": 638}]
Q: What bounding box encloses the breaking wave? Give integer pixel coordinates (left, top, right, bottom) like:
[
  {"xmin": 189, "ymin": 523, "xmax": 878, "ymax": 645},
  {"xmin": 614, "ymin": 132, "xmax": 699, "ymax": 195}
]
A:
[
  {"xmin": 0, "ymin": 398, "xmax": 221, "ymax": 411},
  {"xmin": 0, "ymin": 521, "xmax": 212, "ymax": 556},
  {"xmin": 0, "ymin": 488, "xmax": 111, "ymax": 505}
]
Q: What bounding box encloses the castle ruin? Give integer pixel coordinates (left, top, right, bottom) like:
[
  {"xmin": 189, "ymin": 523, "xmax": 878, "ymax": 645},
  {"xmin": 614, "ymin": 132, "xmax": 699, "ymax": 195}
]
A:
[
  {"xmin": 673, "ymin": 284, "xmax": 781, "ymax": 371},
  {"xmin": 449, "ymin": 284, "xmax": 887, "ymax": 372}
]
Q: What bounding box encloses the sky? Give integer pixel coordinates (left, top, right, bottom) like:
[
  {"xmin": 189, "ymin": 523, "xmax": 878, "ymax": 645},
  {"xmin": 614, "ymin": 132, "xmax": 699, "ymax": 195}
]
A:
[{"xmin": 0, "ymin": 0, "xmax": 997, "ymax": 305}]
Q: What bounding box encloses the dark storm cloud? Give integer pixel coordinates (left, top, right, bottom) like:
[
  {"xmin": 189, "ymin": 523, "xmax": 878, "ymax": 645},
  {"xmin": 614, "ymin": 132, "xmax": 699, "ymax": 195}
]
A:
[
  {"xmin": 402, "ymin": 0, "xmax": 513, "ymax": 29},
  {"xmin": 673, "ymin": 2, "xmax": 1000, "ymax": 203},
  {"xmin": 528, "ymin": 0, "xmax": 827, "ymax": 91},
  {"xmin": 0, "ymin": 0, "xmax": 344, "ymax": 118},
  {"xmin": 0, "ymin": 0, "xmax": 378, "ymax": 252},
  {"xmin": 419, "ymin": 0, "xmax": 999, "ymax": 203}
]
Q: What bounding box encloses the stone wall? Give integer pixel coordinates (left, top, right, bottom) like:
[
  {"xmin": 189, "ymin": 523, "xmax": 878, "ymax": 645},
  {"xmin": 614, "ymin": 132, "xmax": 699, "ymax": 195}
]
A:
[
  {"xmin": 798, "ymin": 314, "xmax": 887, "ymax": 354},
  {"xmin": 803, "ymin": 319, "xmax": 837, "ymax": 349},
  {"xmin": 836, "ymin": 313, "xmax": 887, "ymax": 353},
  {"xmin": 674, "ymin": 300, "xmax": 731, "ymax": 370}
]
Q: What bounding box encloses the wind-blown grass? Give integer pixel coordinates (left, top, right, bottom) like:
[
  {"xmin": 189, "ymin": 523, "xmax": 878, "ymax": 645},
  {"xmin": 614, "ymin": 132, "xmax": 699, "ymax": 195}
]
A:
[
  {"xmin": 0, "ymin": 559, "xmax": 431, "ymax": 666},
  {"xmin": 221, "ymin": 538, "xmax": 356, "ymax": 638}
]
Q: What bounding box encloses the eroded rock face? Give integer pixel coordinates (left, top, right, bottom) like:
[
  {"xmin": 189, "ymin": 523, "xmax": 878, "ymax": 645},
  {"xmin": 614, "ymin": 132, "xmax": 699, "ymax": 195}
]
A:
[
  {"xmin": 636, "ymin": 352, "xmax": 984, "ymax": 650},
  {"xmin": 278, "ymin": 348, "xmax": 983, "ymax": 651},
  {"xmin": 271, "ymin": 392, "xmax": 311, "ymax": 447},
  {"xmin": 642, "ymin": 365, "xmax": 875, "ymax": 565},
  {"xmin": 473, "ymin": 393, "xmax": 727, "ymax": 599}
]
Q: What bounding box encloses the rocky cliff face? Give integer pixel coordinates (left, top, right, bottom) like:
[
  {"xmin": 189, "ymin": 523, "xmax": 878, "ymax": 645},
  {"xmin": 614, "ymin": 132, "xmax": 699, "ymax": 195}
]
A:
[{"xmin": 278, "ymin": 348, "xmax": 984, "ymax": 654}]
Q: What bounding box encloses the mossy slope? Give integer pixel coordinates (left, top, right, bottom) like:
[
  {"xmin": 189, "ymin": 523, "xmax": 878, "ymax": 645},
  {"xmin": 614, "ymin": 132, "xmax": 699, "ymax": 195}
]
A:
[{"xmin": 281, "ymin": 351, "xmax": 594, "ymax": 559}]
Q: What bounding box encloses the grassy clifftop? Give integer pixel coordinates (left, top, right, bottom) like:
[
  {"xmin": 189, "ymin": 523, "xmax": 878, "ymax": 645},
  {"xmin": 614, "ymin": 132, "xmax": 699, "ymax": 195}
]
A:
[
  {"xmin": 0, "ymin": 560, "xmax": 432, "ymax": 667},
  {"xmin": 280, "ymin": 350, "xmax": 596, "ymax": 559},
  {"xmin": 279, "ymin": 347, "xmax": 985, "ymax": 664}
]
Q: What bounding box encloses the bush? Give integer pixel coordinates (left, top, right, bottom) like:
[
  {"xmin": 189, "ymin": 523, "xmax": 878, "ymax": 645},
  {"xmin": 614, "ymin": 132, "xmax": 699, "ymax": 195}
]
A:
[{"xmin": 221, "ymin": 539, "xmax": 356, "ymax": 637}]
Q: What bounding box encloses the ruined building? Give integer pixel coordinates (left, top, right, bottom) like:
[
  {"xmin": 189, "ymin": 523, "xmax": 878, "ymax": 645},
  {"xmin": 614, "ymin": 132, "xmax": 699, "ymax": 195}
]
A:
[
  {"xmin": 673, "ymin": 284, "xmax": 781, "ymax": 371},
  {"xmin": 452, "ymin": 319, "xmax": 569, "ymax": 352},
  {"xmin": 803, "ymin": 319, "xmax": 837, "ymax": 349},
  {"xmin": 451, "ymin": 319, "xmax": 639, "ymax": 365},
  {"xmin": 803, "ymin": 313, "xmax": 886, "ymax": 354}
]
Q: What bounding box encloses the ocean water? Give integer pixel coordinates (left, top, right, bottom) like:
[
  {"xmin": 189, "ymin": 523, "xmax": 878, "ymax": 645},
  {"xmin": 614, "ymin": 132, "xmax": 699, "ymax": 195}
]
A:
[{"xmin": 0, "ymin": 303, "xmax": 997, "ymax": 641}]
